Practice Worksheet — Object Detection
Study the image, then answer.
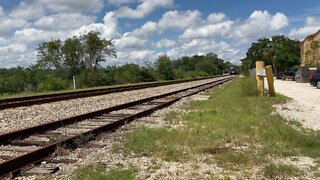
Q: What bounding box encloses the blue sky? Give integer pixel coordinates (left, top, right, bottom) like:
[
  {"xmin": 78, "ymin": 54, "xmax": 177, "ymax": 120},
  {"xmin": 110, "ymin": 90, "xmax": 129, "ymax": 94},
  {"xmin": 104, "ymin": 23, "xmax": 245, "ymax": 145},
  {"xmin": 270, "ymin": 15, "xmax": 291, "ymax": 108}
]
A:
[{"xmin": 0, "ymin": 0, "xmax": 320, "ymax": 68}]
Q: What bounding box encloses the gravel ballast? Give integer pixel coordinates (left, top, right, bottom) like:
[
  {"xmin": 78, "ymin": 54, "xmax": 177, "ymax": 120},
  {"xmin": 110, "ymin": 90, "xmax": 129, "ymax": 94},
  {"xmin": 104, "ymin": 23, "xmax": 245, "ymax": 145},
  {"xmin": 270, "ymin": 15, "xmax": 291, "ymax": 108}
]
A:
[
  {"xmin": 0, "ymin": 78, "xmax": 225, "ymax": 133},
  {"xmin": 17, "ymin": 87, "xmax": 228, "ymax": 180}
]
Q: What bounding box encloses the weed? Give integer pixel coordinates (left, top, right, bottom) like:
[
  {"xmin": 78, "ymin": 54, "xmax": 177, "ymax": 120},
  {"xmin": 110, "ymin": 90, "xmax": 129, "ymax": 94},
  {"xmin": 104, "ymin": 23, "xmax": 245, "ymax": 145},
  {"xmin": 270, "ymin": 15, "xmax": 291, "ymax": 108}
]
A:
[
  {"xmin": 239, "ymin": 77, "xmax": 258, "ymax": 97},
  {"xmin": 72, "ymin": 165, "xmax": 137, "ymax": 180},
  {"xmin": 262, "ymin": 163, "xmax": 303, "ymax": 178},
  {"xmin": 73, "ymin": 133, "xmax": 94, "ymax": 147},
  {"xmin": 111, "ymin": 142, "xmax": 122, "ymax": 153},
  {"xmin": 163, "ymin": 111, "xmax": 180, "ymax": 123},
  {"xmin": 124, "ymin": 127, "xmax": 187, "ymax": 161}
]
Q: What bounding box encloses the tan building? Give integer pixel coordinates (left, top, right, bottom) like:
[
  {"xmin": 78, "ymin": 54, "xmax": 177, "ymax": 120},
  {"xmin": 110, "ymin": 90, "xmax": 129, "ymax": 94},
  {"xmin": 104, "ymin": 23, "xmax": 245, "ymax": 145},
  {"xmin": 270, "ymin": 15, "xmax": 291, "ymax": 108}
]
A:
[{"xmin": 300, "ymin": 29, "xmax": 320, "ymax": 67}]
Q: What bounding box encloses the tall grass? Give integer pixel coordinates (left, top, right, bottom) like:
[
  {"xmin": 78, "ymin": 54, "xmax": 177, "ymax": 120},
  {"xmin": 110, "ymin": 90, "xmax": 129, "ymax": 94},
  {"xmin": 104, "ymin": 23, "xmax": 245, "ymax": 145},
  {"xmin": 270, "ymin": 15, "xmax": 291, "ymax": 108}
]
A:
[{"xmin": 239, "ymin": 77, "xmax": 257, "ymax": 96}]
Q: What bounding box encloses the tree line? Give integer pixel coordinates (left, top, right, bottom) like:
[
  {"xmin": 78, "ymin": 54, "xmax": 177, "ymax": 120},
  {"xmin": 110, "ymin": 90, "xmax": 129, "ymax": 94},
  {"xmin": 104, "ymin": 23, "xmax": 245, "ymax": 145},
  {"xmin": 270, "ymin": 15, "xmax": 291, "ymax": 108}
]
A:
[
  {"xmin": 241, "ymin": 35, "xmax": 300, "ymax": 77},
  {"xmin": 0, "ymin": 31, "xmax": 235, "ymax": 95}
]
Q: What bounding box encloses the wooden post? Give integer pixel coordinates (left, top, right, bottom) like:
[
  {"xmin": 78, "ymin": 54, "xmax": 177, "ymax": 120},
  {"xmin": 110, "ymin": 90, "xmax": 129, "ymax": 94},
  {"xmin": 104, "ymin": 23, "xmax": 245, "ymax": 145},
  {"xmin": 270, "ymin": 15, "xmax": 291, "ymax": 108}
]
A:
[
  {"xmin": 265, "ymin": 65, "xmax": 276, "ymax": 97},
  {"xmin": 73, "ymin": 76, "xmax": 76, "ymax": 90},
  {"xmin": 256, "ymin": 61, "xmax": 265, "ymax": 96}
]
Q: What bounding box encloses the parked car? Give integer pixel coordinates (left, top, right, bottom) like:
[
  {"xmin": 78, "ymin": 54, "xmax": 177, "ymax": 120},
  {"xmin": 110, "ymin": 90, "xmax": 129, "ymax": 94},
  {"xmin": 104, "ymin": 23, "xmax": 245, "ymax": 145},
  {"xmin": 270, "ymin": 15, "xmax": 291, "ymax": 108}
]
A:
[
  {"xmin": 309, "ymin": 68, "xmax": 320, "ymax": 89},
  {"xmin": 295, "ymin": 67, "xmax": 311, "ymax": 83},
  {"xmin": 280, "ymin": 67, "xmax": 298, "ymax": 81}
]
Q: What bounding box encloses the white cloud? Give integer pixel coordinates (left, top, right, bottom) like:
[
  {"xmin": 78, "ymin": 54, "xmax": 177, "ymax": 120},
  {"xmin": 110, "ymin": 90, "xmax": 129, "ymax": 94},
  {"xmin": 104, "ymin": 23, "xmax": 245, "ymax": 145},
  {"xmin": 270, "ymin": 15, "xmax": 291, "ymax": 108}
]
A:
[
  {"xmin": 270, "ymin": 12, "xmax": 289, "ymax": 30},
  {"xmin": 0, "ymin": 44, "xmax": 34, "ymax": 68},
  {"xmin": 0, "ymin": 17, "xmax": 29, "ymax": 36},
  {"xmin": 231, "ymin": 10, "xmax": 289, "ymax": 44},
  {"xmin": 128, "ymin": 50, "xmax": 154, "ymax": 60},
  {"xmin": 74, "ymin": 12, "xmax": 120, "ymax": 39},
  {"xmin": 0, "ymin": 43, "xmax": 27, "ymax": 53},
  {"xmin": 155, "ymin": 39, "xmax": 176, "ymax": 48},
  {"xmin": 305, "ymin": 17, "xmax": 320, "ymax": 26},
  {"xmin": 158, "ymin": 10, "xmax": 201, "ymax": 31},
  {"xmin": 113, "ymin": 49, "xmax": 157, "ymax": 66},
  {"xmin": 129, "ymin": 21, "xmax": 157, "ymax": 38},
  {"xmin": 14, "ymin": 28, "xmax": 71, "ymax": 46},
  {"xmin": 9, "ymin": 1, "xmax": 44, "ymax": 20},
  {"xmin": 9, "ymin": 0, "xmax": 103, "ymax": 20},
  {"xmin": 34, "ymin": 13, "xmax": 96, "ymax": 30},
  {"xmin": 179, "ymin": 20, "xmax": 233, "ymax": 39},
  {"xmin": 0, "ymin": 6, "xmax": 5, "ymax": 17},
  {"xmin": 115, "ymin": 35, "xmax": 148, "ymax": 50},
  {"xmin": 106, "ymin": 0, "xmax": 136, "ymax": 6},
  {"xmin": 206, "ymin": 13, "xmax": 226, "ymax": 23},
  {"xmin": 39, "ymin": 0, "xmax": 104, "ymax": 13},
  {"xmin": 289, "ymin": 16, "xmax": 320, "ymax": 39},
  {"xmin": 0, "ymin": 36, "xmax": 9, "ymax": 45},
  {"xmin": 115, "ymin": 0, "xmax": 173, "ymax": 18},
  {"xmin": 165, "ymin": 39, "xmax": 242, "ymax": 64}
]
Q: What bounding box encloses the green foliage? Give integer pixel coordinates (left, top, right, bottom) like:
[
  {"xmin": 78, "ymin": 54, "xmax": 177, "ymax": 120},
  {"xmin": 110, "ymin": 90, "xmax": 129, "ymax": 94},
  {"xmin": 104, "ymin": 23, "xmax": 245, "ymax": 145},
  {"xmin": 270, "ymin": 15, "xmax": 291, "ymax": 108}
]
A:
[
  {"xmin": 239, "ymin": 77, "xmax": 258, "ymax": 96},
  {"xmin": 82, "ymin": 31, "xmax": 117, "ymax": 69},
  {"xmin": 156, "ymin": 55, "xmax": 174, "ymax": 80},
  {"xmin": 0, "ymin": 67, "xmax": 27, "ymax": 94},
  {"xmin": 262, "ymin": 163, "xmax": 303, "ymax": 178},
  {"xmin": 124, "ymin": 127, "xmax": 186, "ymax": 161},
  {"xmin": 0, "ymin": 52, "xmax": 236, "ymax": 95},
  {"xmin": 37, "ymin": 76, "xmax": 67, "ymax": 92},
  {"xmin": 310, "ymin": 40, "xmax": 320, "ymax": 66},
  {"xmin": 242, "ymin": 35, "xmax": 300, "ymax": 75},
  {"xmin": 173, "ymin": 53, "xmax": 227, "ymax": 76},
  {"xmin": 36, "ymin": 31, "xmax": 116, "ymax": 80},
  {"xmin": 72, "ymin": 165, "xmax": 136, "ymax": 180}
]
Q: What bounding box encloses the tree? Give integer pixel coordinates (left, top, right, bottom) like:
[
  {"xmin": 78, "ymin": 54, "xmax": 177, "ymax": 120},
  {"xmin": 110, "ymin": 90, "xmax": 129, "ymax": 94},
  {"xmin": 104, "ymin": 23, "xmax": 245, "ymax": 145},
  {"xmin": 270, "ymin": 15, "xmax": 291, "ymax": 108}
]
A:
[
  {"xmin": 36, "ymin": 31, "xmax": 117, "ymax": 78},
  {"xmin": 156, "ymin": 55, "xmax": 174, "ymax": 80},
  {"xmin": 82, "ymin": 31, "xmax": 116, "ymax": 70},
  {"xmin": 311, "ymin": 40, "xmax": 319, "ymax": 66},
  {"xmin": 61, "ymin": 36, "xmax": 84, "ymax": 78},
  {"xmin": 243, "ymin": 35, "xmax": 300, "ymax": 77},
  {"xmin": 36, "ymin": 39, "xmax": 64, "ymax": 70}
]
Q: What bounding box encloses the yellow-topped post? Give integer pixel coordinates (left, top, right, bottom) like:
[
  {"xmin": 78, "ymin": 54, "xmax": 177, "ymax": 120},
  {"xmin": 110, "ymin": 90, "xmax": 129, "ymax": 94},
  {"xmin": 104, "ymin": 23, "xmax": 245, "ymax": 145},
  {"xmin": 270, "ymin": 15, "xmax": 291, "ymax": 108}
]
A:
[
  {"xmin": 256, "ymin": 61, "xmax": 265, "ymax": 96},
  {"xmin": 265, "ymin": 65, "xmax": 276, "ymax": 97}
]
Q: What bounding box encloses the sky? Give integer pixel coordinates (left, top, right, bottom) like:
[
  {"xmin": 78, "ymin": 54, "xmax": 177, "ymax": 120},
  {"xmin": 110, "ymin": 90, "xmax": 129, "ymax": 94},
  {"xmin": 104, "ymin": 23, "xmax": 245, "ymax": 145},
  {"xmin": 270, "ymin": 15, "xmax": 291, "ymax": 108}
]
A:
[{"xmin": 0, "ymin": 0, "xmax": 320, "ymax": 68}]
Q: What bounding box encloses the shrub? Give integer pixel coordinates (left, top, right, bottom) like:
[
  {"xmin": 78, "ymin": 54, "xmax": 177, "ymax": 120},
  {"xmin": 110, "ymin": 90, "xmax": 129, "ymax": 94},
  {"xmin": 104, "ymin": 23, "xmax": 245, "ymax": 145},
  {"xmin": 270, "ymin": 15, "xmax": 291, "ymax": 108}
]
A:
[
  {"xmin": 0, "ymin": 76, "xmax": 25, "ymax": 94},
  {"xmin": 37, "ymin": 77, "xmax": 67, "ymax": 92},
  {"xmin": 239, "ymin": 77, "xmax": 258, "ymax": 96}
]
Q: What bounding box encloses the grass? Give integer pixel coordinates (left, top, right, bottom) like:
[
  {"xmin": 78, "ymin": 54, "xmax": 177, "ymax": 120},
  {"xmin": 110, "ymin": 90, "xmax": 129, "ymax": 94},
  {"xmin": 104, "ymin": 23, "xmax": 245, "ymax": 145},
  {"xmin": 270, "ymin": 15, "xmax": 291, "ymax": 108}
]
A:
[
  {"xmin": 71, "ymin": 165, "xmax": 137, "ymax": 180},
  {"xmin": 122, "ymin": 77, "xmax": 320, "ymax": 177},
  {"xmin": 124, "ymin": 127, "xmax": 187, "ymax": 161},
  {"xmin": 262, "ymin": 163, "xmax": 303, "ymax": 178}
]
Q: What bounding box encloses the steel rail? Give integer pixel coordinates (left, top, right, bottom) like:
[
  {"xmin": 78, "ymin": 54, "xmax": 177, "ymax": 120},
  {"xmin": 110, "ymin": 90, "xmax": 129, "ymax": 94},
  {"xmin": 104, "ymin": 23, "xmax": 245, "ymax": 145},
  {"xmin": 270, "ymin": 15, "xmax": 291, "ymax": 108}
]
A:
[
  {"xmin": 0, "ymin": 76, "xmax": 232, "ymax": 177},
  {"xmin": 0, "ymin": 76, "xmax": 230, "ymax": 144},
  {"xmin": 0, "ymin": 76, "xmax": 223, "ymax": 110}
]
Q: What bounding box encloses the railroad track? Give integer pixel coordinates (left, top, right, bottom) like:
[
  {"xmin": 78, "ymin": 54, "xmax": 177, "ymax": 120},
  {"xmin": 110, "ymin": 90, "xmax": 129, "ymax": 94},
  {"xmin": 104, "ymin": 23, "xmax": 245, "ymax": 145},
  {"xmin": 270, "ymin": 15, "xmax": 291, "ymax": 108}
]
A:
[
  {"xmin": 0, "ymin": 76, "xmax": 233, "ymax": 178},
  {"xmin": 0, "ymin": 76, "xmax": 220, "ymax": 110}
]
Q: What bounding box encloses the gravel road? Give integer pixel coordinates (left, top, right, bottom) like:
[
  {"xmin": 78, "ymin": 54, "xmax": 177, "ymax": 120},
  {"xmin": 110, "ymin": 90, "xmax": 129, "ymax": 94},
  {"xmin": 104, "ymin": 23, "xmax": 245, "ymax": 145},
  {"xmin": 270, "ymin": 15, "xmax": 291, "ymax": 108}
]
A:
[{"xmin": 272, "ymin": 79, "xmax": 320, "ymax": 131}]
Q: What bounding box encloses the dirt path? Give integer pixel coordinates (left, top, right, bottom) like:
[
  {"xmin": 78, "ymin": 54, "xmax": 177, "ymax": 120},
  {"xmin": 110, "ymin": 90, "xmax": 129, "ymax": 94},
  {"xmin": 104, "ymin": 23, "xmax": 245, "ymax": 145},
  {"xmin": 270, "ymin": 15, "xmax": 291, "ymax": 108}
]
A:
[{"xmin": 271, "ymin": 79, "xmax": 320, "ymax": 131}]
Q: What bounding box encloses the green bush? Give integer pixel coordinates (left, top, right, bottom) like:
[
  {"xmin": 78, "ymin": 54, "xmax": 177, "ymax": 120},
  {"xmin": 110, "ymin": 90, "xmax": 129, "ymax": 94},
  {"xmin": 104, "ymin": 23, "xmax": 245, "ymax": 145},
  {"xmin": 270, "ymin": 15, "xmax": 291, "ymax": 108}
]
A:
[
  {"xmin": 239, "ymin": 77, "xmax": 258, "ymax": 96},
  {"xmin": 37, "ymin": 77, "xmax": 67, "ymax": 92},
  {"xmin": 0, "ymin": 76, "xmax": 25, "ymax": 94}
]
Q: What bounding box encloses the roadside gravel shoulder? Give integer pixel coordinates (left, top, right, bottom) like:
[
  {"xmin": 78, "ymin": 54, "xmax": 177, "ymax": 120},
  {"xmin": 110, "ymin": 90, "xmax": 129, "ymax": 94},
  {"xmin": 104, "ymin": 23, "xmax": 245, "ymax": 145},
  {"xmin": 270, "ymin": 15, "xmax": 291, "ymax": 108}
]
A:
[{"xmin": 272, "ymin": 79, "xmax": 320, "ymax": 131}]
